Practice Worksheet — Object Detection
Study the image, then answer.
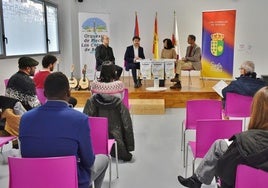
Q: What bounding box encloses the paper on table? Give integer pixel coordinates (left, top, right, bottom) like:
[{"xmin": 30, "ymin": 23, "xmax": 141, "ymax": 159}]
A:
[{"xmin": 212, "ymin": 80, "xmax": 228, "ymax": 98}]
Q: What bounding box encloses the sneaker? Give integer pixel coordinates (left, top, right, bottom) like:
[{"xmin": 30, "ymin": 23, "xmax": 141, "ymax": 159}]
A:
[{"xmin": 170, "ymin": 77, "xmax": 180, "ymax": 82}]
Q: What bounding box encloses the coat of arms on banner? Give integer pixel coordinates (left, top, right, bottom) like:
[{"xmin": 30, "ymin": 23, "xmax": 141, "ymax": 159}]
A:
[{"xmin": 210, "ymin": 33, "xmax": 224, "ymax": 56}]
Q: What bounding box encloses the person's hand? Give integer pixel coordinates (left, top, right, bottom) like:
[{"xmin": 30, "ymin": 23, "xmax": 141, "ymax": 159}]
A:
[{"xmin": 134, "ymin": 57, "xmax": 141, "ymax": 62}]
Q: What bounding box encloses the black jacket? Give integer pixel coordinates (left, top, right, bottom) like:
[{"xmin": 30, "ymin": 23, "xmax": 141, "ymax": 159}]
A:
[
  {"xmin": 216, "ymin": 130, "xmax": 268, "ymax": 188},
  {"xmin": 124, "ymin": 45, "xmax": 145, "ymax": 71},
  {"xmin": 83, "ymin": 94, "xmax": 134, "ymax": 160},
  {"xmin": 95, "ymin": 44, "xmax": 115, "ymax": 70}
]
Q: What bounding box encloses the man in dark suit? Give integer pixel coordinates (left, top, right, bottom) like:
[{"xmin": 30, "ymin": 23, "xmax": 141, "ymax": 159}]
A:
[
  {"xmin": 124, "ymin": 36, "xmax": 145, "ymax": 88},
  {"xmin": 95, "ymin": 35, "xmax": 123, "ymax": 79}
]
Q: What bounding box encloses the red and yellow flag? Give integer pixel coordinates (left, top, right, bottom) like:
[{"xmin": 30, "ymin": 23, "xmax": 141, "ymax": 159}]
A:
[
  {"xmin": 134, "ymin": 12, "xmax": 139, "ymax": 37},
  {"xmin": 152, "ymin": 12, "xmax": 159, "ymax": 59}
]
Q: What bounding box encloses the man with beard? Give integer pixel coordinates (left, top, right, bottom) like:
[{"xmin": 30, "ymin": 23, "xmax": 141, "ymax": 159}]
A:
[
  {"xmin": 6, "ymin": 56, "xmax": 41, "ymax": 110},
  {"xmin": 33, "ymin": 54, "xmax": 57, "ymax": 89},
  {"xmin": 33, "ymin": 55, "xmax": 77, "ymax": 107}
]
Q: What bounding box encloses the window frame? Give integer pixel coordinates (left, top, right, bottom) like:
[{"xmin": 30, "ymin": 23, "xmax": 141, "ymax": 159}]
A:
[{"xmin": 0, "ymin": 0, "xmax": 60, "ymax": 58}]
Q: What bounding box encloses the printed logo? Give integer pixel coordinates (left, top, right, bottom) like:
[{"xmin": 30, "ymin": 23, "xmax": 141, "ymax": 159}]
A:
[{"xmin": 210, "ymin": 33, "xmax": 224, "ymax": 56}]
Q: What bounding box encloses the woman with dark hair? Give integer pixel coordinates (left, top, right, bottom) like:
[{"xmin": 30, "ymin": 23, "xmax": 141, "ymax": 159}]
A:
[
  {"xmin": 177, "ymin": 86, "xmax": 268, "ymax": 188},
  {"xmin": 83, "ymin": 61, "xmax": 135, "ymax": 162},
  {"xmin": 161, "ymin": 38, "xmax": 177, "ymax": 59},
  {"xmin": 160, "ymin": 38, "xmax": 177, "ymax": 87}
]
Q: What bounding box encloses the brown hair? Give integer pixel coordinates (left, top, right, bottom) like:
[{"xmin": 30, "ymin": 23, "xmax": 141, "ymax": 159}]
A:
[{"xmin": 248, "ymin": 86, "xmax": 268, "ymax": 130}]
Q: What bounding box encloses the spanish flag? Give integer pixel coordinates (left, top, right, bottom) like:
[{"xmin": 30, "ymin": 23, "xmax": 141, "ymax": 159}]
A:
[
  {"xmin": 152, "ymin": 12, "xmax": 159, "ymax": 59},
  {"xmin": 134, "ymin": 12, "xmax": 139, "ymax": 37}
]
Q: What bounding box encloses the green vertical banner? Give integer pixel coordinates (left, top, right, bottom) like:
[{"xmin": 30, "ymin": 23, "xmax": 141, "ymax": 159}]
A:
[{"xmin": 202, "ymin": 10, "xmax": 236, "ymax": 79}]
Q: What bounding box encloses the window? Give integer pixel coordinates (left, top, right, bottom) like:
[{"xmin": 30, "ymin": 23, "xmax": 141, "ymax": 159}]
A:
[
  {"xmin": 1, "ymin": 0, "xmax": 59, "ymax": 57},
  {"xmin": 45, "ymin": 2, "xmax": 59, "ymax": 53}
]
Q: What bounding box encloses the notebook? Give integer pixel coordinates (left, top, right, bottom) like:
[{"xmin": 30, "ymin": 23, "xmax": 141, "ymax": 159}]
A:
[{"xmin": 212, "ymin": 80, "xmax": 228, "ymax": 98}]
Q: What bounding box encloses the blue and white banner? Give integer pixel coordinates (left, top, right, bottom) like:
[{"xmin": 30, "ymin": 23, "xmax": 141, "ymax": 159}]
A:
[{"xmin": 78, "ymin": 12, "xmax": 110, "ymax": 80}]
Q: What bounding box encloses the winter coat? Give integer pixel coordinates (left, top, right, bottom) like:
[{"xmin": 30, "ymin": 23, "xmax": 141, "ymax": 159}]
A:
[
  {"xmin": 83, "ymin": 94, "xmax": 134, "ymax": 160},
  {"xmin": 216, "ymin": 130, "xmax": 268, "ymax": 188}
]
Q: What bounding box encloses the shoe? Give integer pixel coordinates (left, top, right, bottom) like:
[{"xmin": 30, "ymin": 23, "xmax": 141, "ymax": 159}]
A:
[
  {"xmin": 134, "ymin": 81, "xmax": 142, "ymax": 88},
  {"xmin": 170, "ymin": 82, "xmax": 182, "ymax": 89},
  {"xmin": 170, "ymin": 77, "xmax": 180, "ymax": 82},
  {"xmin": 177, "ymin": 175, "xmax": 202, "ymax": 188},
  {"xmin": 138, "ymin": 79, "xmax": 142, "ymax": 86},
  {"xmin": 134, "ymin": 83, "xmax": 141, "ymax": 88}
]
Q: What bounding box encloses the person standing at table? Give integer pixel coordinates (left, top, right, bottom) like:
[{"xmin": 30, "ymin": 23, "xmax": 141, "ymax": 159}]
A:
[
  {"xmin": 95, "ymin": 35, "xmax": 123, "ymax": 79},
  {"xmin": 170, "ymin": 34, "xmax": 201, "ymax": 89},
  {"xmin": 124, "ymin": 36, "xmax": 145, "ymax": 88}
]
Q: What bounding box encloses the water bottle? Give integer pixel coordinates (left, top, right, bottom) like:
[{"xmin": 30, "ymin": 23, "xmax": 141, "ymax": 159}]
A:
[{"xmin": 154, "ymin": 77, "xmax": 159, "ymax": 88}]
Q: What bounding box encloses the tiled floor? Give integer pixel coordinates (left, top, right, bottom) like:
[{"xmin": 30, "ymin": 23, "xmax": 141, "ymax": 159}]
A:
[{"xmin": 0, "ymin": 108, "xmax": 217, "ymax": 188}]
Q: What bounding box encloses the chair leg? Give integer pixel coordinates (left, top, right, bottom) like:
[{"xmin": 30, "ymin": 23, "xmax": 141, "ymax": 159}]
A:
[
  {"xmin": 200, "ymin": 71, "xmax": 205, "ymax": 87},
  {"xmin": 185, "ymin": 143, "xmax": 189, "ymax": 177},
  {"xmin": 128, "ymin": 71, "xmax": 131, "ymax": 87},
  {"xmin": 115, "ymin": 141, "xmax": 119, "ymax": 178},
  {"xmin": 108, "ymin": 155, "xmax": 112, "ymax": 188},
  {"xmin": 181, "ymin": 121, "xmax": 184, "ymax": 151},
  {"xmin": 183, "ymin": 130, "xmax": 187, "ymax": 167},
  {"xmin": 192, "ymin": 158, "xmax": 196, "ymax": 175},
  {"xmin": 188, "ymin": 71, "xmax": 192, "ymax": 86}
]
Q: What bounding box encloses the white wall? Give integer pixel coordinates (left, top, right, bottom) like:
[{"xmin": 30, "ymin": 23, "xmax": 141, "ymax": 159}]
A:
[{"xmin": 1, "ymin": 0, "xmax": 268, "ymax": 94}]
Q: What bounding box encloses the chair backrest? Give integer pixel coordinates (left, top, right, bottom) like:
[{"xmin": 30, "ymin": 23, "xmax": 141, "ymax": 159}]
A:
[
  {"xmin": 225, "ymin": 93, "xmax": 253, "ymax": 117},
  {"xmin": 4, "ymin": 79, "xmax": 9, "ymax": 87},
  {"xmin": 185, "ymin": 99, "xmax": 222, "ymax": 129},
  {"xmin": 88, "ymin": 116, "xmax": 108, "ymax": 154},
  {"xmin": 8, "ymin": 156, "xmax": 78, "ymax": 188},
  {"xmin": 0, "ymin": 136, "xmax": 16, "ymax": 148},
  {"xmin": 235, "ymin": 164, "xmax": 268, "ymax": 188},
  {"xmin": 36, "ymin": 88, "xmax": 47, "ymax": 105},
  {"xmin": 195, "ymin": 119, "xmax": 242, "ymax": 158},
  {"xmin": 122, "ymin": 88, "xmax": 130, "ymax": 109}
]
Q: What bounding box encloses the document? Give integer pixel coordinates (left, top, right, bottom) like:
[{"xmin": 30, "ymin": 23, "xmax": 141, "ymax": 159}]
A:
[{"xmin": 212, "ymin": 80, "xmax": 228, "ymax": 98}]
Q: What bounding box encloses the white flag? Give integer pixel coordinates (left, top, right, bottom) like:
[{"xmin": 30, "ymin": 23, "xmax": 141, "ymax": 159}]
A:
[{"xmin": 172, "ymin": 11, "xmax": 181, "ymax": 59}]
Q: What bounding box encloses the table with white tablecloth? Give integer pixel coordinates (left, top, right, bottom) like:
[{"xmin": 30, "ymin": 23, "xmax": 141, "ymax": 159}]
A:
[{"xmin": 139, "ymin": 59, "xmax": 176, "ymax": 90}]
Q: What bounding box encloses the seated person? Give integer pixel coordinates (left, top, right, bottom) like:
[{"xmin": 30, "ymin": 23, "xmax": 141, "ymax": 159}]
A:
[
  {"xmin": 19, "ymin": 72, "xmax": 109, "ymax": 188},
  {"xmin": 0, "ymin": 96, "xmax": 26, "ymax": 137},
  {"xmin": 124, "ymin": 36, "xmax": 145, "ymax": 88},
  {"xmin": 170, "ymin": 35, "xmax": 201, "ymax": 89},
  {"xmin": 33, "ymin": 54, "xmax": 77, "ymax": 107},
  {"xmin": 177, "ymin": 86, "xmax": 268, "ymax": 188},
  {"xmin": 6, "ymin": 57, "xmax": 41, "ymax": 110},
  {"xmin": 83, "ymin": 61, "xmax": 134, "ymax": 162},
  {"xmin": 222, "ymin": 61, "xmax": 266, "ymax": 107},
  {"xmin": 95, "ymin": 35, "xmax": 123, "ymax": 79}
]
